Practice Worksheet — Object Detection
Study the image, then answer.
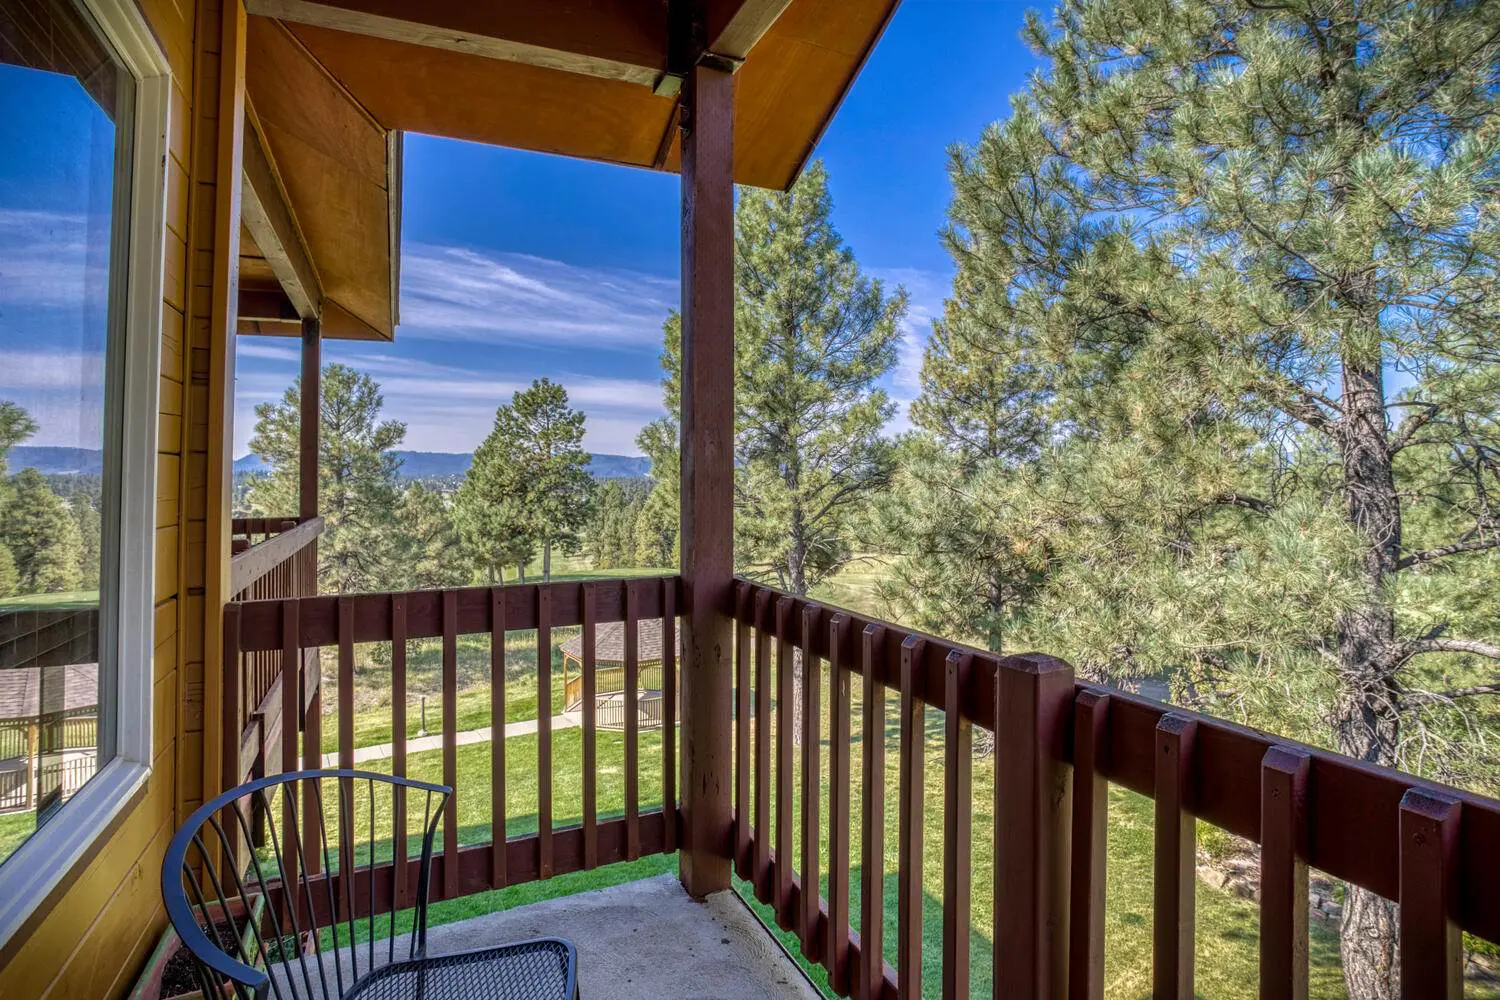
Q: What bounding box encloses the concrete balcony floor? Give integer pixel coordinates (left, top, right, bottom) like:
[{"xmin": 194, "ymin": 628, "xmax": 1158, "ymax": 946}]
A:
[
  {"xmin": 424, "ymin": 874, "xmax": 821, "ymax": 999},
  {"xmin": 280, "ymin": 874, "xmax": 822, "ymax": 999}
]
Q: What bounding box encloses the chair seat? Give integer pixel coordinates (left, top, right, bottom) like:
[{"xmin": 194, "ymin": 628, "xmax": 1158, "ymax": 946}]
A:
[{"xmin": 343, "ymin": 938, "xmax": 577, "ymax": 1000}]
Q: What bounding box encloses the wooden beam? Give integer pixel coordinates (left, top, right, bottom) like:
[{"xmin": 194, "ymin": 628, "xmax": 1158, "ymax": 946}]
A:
[
  {"xmin": 677, "ymin": 59, "xmax": 736, "ymax": 898},
  {"xmin": 238, "ymin": 285, "xmax": 300, "ymax": 323},
  {"xmin": 244, "ymin": 0, "xmax": 667, "ymax": 87},
  {"xmin": 708, "ymin": 0, "xmax": 794, "ymax": 60},
  {"xmin": 299, "ymin": 318, "xmax": 320, "ymax": 520},
  {"xmin": 241, "ymin": 102, "xmax": 322, "ymax": 319}
]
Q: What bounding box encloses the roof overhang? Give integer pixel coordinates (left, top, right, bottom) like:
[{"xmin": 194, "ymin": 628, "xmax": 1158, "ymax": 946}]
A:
[{"xmin": 235, "ymin": 0, "xmax": 900, "ymax": 341}]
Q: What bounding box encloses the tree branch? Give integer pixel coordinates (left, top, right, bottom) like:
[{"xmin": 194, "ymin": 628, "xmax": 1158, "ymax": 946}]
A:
[
  {"xmin": 1404, "ymin": 637, "xmax": 1500, "ymax": 661},
  {"xmin": 1396, "ymin": 534, "xmax": 1500, "ymax": 570}
]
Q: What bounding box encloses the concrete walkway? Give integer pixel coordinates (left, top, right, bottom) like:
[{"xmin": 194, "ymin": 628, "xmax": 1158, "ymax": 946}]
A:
[{"xmin": 321, "ymin": 712, "xmax": 578, "ymax": 767}]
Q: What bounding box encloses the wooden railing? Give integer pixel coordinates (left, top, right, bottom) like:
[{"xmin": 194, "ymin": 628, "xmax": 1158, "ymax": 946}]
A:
[
  {"xmin": 223, "ymin": 576, "xmax": 680, "ymax": 907},
  {"xmin": 218, "ymin": 571, "xmax": 1500, "ymax": 997},
  {"xmin": 728, "ymin": 577, "xmax": 1500, "ymax": 1000},
  {"xmin": 227, "ymin": 516, "xmax": 322, "ymax": 790}
]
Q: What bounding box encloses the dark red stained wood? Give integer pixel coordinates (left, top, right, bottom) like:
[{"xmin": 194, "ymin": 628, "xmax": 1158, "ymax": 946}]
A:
[
  {"xmin": 581, "ymin": 583, "xmax": 598, "ymax": 870},
  {"xmin": 1070, "ymin": 689, "xmax": 1110, "ymax": 1000},
  {"xmin": 391, "ymin": 595, "xmax": 407, "ymax": 904},
  {"xmin": 236, "ymin": 578, "xmax": 679, "ymax": 650},
  {"xmin": 1153, "ymin": 714, "xmax": 1197, "ymax": 1000},
  {"xmin": 993, "ymin": 653, "xmax": 1075, "ymax": 1000},
  {"xmin": 826, "ymin": 613, "xmax": 852, "ymax": 995},
  {"xmin": 490, "ymin": 587, "xmax": 506, "ymax": 887},
  {"xmin": 223, "ymin": 604, "xmax": 242, "ymax": 801},
  {"xmin": 775, "ymin": 596, "xmax": 797, "ymax": 927},
  {"xmin": 537, "ymin": 585, "xmax": 554, "ymax": 880},
  {"xmin": 303, "ymin": 648, "xmax": 324, "ymax": 882},
  {"xmin": 799, "ymin": 603, "xmax": 822, "ymax": 959},
  {"xmin": 897, "ymin": 634, "xmax": 926, "ymax": 1000},
  {"xmin": 337, "ymin": 597, "xmax": 355, "ymax": 918},
  {"xmin": 441, "ymin": 590, "xmax": 459, "ymax": 901},
  {"xmin": 859, "ymin": 623, "xmax": 887, "ymax": 1000},
  {"xmin": 753, "ymin": 590, "xmax": 773, "ymax": 901},
  {"xmin": 677, "ymin": 58, "xmax": 736, "ymax": 898},
  {"xmin": 734, "ymin": 581, "xmax": 752, "ymax": 877},
  {"xmin": 1399, "ymin": 788, "xmax": 1462, "ymax": 999},
  {"xmin": 298, "ymin": 318, "xmax": 320, "ymax": 520},
  {"xmin": 660, "ymin": 575, "xmax": 677, "ymax": 852},
  {"xmin": 1260, "ymin": 745, "xmax": 1309, "ymax": 1000},
  {"xmin": 624, "ymin": 580, "xmax": 641, "ymax": 861},
  {"xmin": 279, "ymin": 599, "xmax": 301, "ymax": 926},
  {"xmin": 287, "ymin": 811, "xmax": 672, "ymax": 929},
  {"xmin": 942, "ymin": 650, "xmax": 972, "ymax": 1000}
]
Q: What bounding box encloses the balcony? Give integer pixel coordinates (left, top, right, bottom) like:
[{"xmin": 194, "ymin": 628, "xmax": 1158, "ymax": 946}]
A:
[{"xmin": 217, "ymin": 560, "xmax": 1500, "ymax": 998}]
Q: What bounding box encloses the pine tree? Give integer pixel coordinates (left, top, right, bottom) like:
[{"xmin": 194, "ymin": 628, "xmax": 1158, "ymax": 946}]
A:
[
  {"xmin": 71, "ymin": 501, "xmax": 100, "ymax": 590},
  {"xmin": 248, "ymin": 364, "xmax": 406, "ymax": 594},
  {"xmin": 458, "ymin": 379, "xmax": 594, "ymax": 583},
  {"xmin": 394, "ymin": 482, "xmax": 467, "ymax": 590},
  {"xmin": 645, "ymin": 161, "xmax": 906, "ymax": 594},
  {"xmin": 586, "ymin": 479, "xmax": 650, "ymax": 570},
  {"xmin": 944, "ymin": 1, "xmax": 1500, "ymax": 992},
  {"xmin": 3, "ymin": 469, "xmax": 84, "ymax": 593}
]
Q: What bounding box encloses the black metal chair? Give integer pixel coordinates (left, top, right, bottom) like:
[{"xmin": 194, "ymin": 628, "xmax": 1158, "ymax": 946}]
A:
[{"xmin": 161, "ymin": 768, "xmax": 578, "ymax": 999}]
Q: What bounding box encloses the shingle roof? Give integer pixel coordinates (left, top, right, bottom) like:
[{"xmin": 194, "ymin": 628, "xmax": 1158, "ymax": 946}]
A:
[
  {"xmin": 0, "ymin": 664, "xmax": 99, "ymax": 721},
  {"xmin": 559, "ymin": 619, "xmax": 675, "ymax": 664}
]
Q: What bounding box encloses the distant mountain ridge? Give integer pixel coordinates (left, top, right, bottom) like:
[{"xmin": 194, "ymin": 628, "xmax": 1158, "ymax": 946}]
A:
[
  {"xmin": 233, "ymin": 450, "xmax": 650, "ymax": 479},
  {"xmin": 6, "ymin": 446, "xmax": 649, "ymax": 480}
]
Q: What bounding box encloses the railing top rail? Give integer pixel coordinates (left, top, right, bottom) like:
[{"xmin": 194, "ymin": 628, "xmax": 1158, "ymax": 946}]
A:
[
  {"xmin": 232, "ymin": 575, "xmax": 683, "ymax": 650},
  {"xmin": 729, "ymin": 574, "xmax": 1500, "ymax": 944},
  {"xmin": 228, "ymin": 515, "xmax": 324, "ymax": 594}
]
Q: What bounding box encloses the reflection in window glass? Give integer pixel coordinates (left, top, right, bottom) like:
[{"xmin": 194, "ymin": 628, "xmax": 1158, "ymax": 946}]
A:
[{"xmin": 0, "ymin": 0, "xmax": 133, "ymax": 866}]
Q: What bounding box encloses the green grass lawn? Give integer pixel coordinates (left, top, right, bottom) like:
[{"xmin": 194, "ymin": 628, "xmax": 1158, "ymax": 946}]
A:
[
  {"xmin": 0, "ymin": 810, "xmax": 35, "ymax": 861},
  {"xmin": 281, "ymin": 668, "xmax": 1430, "ymax": 1000},
  {"xmin": 0, "ymin": 589, "xmax": 99, "ymax": 611}
]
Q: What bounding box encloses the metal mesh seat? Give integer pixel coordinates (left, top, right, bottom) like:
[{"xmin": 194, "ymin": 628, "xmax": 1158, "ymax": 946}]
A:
[{"xmin": 161, "ymin": 768, "xmax": 579, "ymax": 1000}]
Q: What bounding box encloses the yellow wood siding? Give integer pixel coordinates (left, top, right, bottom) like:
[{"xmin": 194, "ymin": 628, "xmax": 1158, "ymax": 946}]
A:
[{"xmin": 0, "ymin": 1, "xmax": 242, "ymax": 995}]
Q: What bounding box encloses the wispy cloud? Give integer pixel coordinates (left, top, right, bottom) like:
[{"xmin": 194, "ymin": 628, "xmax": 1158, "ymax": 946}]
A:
[
  {"xmin": 235, "ymin": 340, "xmax": 301, "ymax": 363},
  {"xmin": 398, "ymin": 243, "xmax": 677, "ymax": 348},
  {"xmin": 0, "ymin": 210, "xmax": 112, "ymax": 315},
  {"xmin": 872, "ymin": 266, "xmax": 950, "ymax": 435}
]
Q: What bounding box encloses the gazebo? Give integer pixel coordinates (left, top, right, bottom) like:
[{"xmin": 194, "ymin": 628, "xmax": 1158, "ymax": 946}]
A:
[{"xmin": 559, "ymin": 619, "xmax": 679, "ymax": 731}]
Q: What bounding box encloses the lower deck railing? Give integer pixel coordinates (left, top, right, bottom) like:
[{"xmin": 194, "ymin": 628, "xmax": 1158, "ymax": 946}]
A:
[{"xmin": 222, "ymin": 574, "xmax": 1500, "ymax": 998}]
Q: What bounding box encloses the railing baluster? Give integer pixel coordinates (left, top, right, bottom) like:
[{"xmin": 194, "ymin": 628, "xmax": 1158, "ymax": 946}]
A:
[
  {"xmin": 337, "ymin": 596, "xmax": 355, "ymax": 919},
  {"xmin": 800, "ymin": 603, "xmax": 822, "ymax": 959},
  {"xmin": 942, "ymin": 650, "xmax": 972, "ymax": 1000},
  {"xmin": 1070, "ymin": 689, "xmax": 1111, "ymax": 1000},
  {"xmin": 735, "ymin": 581, "xmax": 752, "ymax": 877},
  {"xmin": 1399, "ymin": 788, "xmax": 1462, "ymax": 999},
  {"xmin": 490, "ymin": 586, "xmax": 507, "ymax": 887},
  {"xmin": 661, "ymin": 576, "xmax": 677, "ymax": 851},
  {"xmin": 537, "ymin": 584, "xmax": 553, "ymax": 879},
  {"xmin": 859, "ymin": 623, "xmax": 886, "ymax": 1000},
  {"xmin": 391, "ymin": 594, "xmax": 408, "ymax": 907},
  {"xmin": 1259, "ymin": 745, "xmax": 1310, "ymax": 1000},
  {"xmin": 754, "ymin": 590, "xmax": 773, "ymax": 901},
  {"xmin": 1154, "ymin": 713, "xmax": 1198, "ymax": 1000},
  {"xmin": 624, "ymin": 580, "xmax": 640, "ymax": 861},
  {"xmin": 826, "ymin": 613, "xmax": 851, "ymax": 995},
  {"xmin": 582, "ymin": 582, "xmax": 598, "ymax": 870},
  {"xmin": 280, "ymin": 599, "xmax": 301, "ymax": 928},
  {"xmin": 775, "ymin": 595, "xmax": 796, "ymax": 927},
  {"xmin": 897, "ymin": 635, "xmax": 927, "ymax": 999},
  {"xmin": 442, "ymin": 589, "xmax": 459, "ymax": 900}
]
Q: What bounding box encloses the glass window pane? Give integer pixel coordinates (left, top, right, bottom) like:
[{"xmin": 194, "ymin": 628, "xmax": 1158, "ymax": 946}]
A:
[{"xmin": 0, "ymin": 0, "xmax": 133, "ymax": 866}]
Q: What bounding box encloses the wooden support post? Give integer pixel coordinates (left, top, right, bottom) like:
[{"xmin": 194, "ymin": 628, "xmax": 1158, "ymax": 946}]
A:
[
  {"xmin": 299, "ymin": 317, "xmax": 320, "ymax": 521},
  {"xmin": 993, "ymin": 654, "xmax": 1074, "ymax": 1000},
  {"xmin": 677, "ymin": 57, "xmax": 736, "ymax": 898}
]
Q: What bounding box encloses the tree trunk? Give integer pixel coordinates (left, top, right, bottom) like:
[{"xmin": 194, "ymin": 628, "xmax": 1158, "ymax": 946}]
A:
[
  {"xmin": 1332, "ymin": 360, "xmax": 1404, "ymax": 1000},
  {"xmin": 517, "ymin": 562, "xmax": 526, "ymax": 585},
  {"xmin": 543, "ymin": 541, "xmax": 552, "ymax": 582}
]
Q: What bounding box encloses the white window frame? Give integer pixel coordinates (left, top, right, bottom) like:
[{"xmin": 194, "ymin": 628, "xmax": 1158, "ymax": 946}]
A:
[{"xmin": 0, "ymin": 0, "xmax": 168, "ymax": 951}]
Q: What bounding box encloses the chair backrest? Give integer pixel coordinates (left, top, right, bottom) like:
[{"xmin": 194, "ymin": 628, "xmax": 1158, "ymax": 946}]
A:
[{"xmin": 161, "ymin": 768, "xmax": 451, "ymax": 1000}]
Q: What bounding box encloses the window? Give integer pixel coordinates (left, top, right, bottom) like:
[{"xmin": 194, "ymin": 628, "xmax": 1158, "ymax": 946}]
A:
[{"xmin": 0, "ymin": 0, "xmax": 167, "ymax": 940}]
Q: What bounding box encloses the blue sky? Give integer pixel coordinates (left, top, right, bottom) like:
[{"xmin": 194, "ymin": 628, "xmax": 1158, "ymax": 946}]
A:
[{"xmin": 0, "ymin": 1, "xmax": 1042, "ymax": 458}]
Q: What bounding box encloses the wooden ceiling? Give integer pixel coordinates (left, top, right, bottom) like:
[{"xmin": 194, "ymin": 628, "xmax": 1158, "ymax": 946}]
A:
[{"xmin": 237, "ymin": 0, "xmax": 900, "ymax": 340}]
